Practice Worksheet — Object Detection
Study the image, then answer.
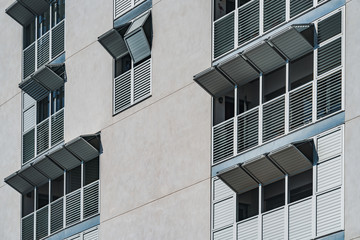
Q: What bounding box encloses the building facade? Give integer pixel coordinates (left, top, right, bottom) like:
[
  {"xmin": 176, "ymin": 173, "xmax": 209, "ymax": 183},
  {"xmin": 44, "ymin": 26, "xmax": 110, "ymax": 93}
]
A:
[{"xmin": 0, "ymin": 0, "xmax": 359, "ymax": 240}]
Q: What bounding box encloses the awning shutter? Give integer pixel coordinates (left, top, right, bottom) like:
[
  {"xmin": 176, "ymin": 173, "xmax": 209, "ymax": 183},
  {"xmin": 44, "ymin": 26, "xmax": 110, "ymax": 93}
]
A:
[
  {"xmin": 18, "ymin": 164, "xmax": 48, "ymax": 186},
  {"xmin": 65, "ymin": 136, "xmax": 99, "ymax": 162},
  {"xmin": 98, "ymin": 29, "xmax": 128, "ymax": 60},
  {"xmin": 5, "ymin": 1, "xmax": 34, "ymax": 26},
  {"xmin": 124, "ymin": 11, "xmax": 151, "ymax": 63},
  {"xmin": 33, "ymin": 155, "xmax": 63, "ymax": 180},
  {"xmin": 268, "ymin": 140, "xmax": 313, "ymax": 176},
  {"xmin": 242, "ymin": 155, "xmax": 284, "ymax": 185},
  {"xmin": 243, "ymin": 41, "xmax": 285, "ymax": 74},
  {"xmin": 18, "ymin": 0, "xmax": 50, "ymax": 15},
  {"xmin": 5, "ymin": 173, "xmax": 33, "ymax": 194},
  {"xmin": 48, "ymin": 146, "xmax": 81, "ymax": 171},
  {"xmin": 218, "ymin": 165, "xmax": 258, "ymax": 194},
  {"xmin": 218, "ymin": 54, "xmax": 259, "ymax": 86},
  {"xmin": 19, "ymin": 78, "xmax": 49, "ymax": 101},
  {"xmin": 270, "ymin": 25, "xmax": 313, "ymax": 61},
  {"xmin": 193, "ymin": 67, "xmax": 234, "ymax": 98}
]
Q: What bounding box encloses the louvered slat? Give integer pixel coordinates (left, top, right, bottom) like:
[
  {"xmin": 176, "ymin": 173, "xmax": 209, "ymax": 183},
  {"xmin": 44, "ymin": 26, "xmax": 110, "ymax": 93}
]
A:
[
  {"xmin": 23, "ymin": 93, "xmax": 35, "ymax": 110},
  {"xmin": 114, "ymin": 0, "xmax": 132, "ymax": 19},
  {"xmin": 214, "ymin": 226, "xmax": 233, "ymax": 240},
  {"xmin": 237, "ymin": 217, "xmax": 258, "ymax": 240},
  {"xmin": 37, "ymin": 32, "xmax": 50, "ymax": 68},
  {"xmin": 37, "ymin": 119, "xmax": 49, "ymax": 154},
  {"xmin": 22, "ymin": 213, "xmax": 34, "ymax": 240},
  {"xmin": 214, "ymin": 12, "xmax": 234, "ymax": 58},
  {"xmin": 83, "ymin": 228, "xmax": 99, "ymax": 240},
  {"xmin": 51, "ymin": 109, "xmax": 64, "ymax": 146},
  {"xmin": 36, "ymin": 206, "xmax": 49, "ymax": 240},
  {"xmin": 23, "ymin": 129, "xmax": 35, "ymax": 164},
  {"xmin": 317, "ymin": 128, "xmax": 342, "ymax": 162},
  {"xmin": 114, "ymin": 70, "xmax": 132, "ymax": 113},
  {"xmin": 290, "ymin": 0, "xmax": 313, "ymax": 18},
  {"xmin": 23, "ymin": 106, "xmax": 36, "ymax": 133},
  {"xmin": 317, "ymin": 38, "xmax": 342, "ymax": 76},
  {"xmin": 214, "ymin": 178, "xmax": 233, "ymax": 201},
  {"xmin": 66, "ymin": 190, "xmax": 81, "ymax": 226},
  {"xmin": 318, "ymin": 12, "xmax": 341, "ymax": 44},
  {"xmin": 237, "ymin": 108, "xmax": 258, "ymax": 153},
  {"xmin": 51, "ymin": 198, "xmax": 63, "ymax": 234},
  {"xmin": 83, "ymin": 181, "xmax": 99, "ymax": 219},
  {"xmin": 52, "ymin": 20, "xmax": 65, "ymax": 59},
  {"xmin": 263, "ymin": 208, "xmax": 284, "ymax": 239},
  {"xmin": 288, "ymin": 198, "xmax": 312, "ymax": 240},
  {"xmin": 23, "ymin": 43, "xmax": 36, "ymax": 79},
  {"xmin": 317, "ymin": 156, "xmax": 342, "ymax": 192},
  {"xmin": 317, "ymin": 70, "xmax": 342, "ymax": 119},
  {"xmin": 289, "ymin": 83, "xmax": 313, "ymax": 131},
  {"xmin": 238, "ymin": 0, "xmax": 259, "ymax": 45},
  {"xmin": 262, "ymin": 96, "xmax": 285, "ymax": 142},
  {"xmin": 213, "ymin": 118, "xmax": 234, "ymax": 163},
  {"xmin": 213, "ymin": 198, "xmax": 234, "ymax": 230},
  {"xmin": 264, "ymin": 0, "xmax": 286, "ymax": 32},
  {"xmin": 134, "ymin": 58, "xmax": 151, "ymax": 102}
]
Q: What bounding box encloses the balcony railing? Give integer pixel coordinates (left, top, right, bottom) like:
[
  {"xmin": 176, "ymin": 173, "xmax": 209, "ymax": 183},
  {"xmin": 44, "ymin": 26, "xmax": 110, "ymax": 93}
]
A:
[
  {"xmin": 213, "ymin": 0, "xmax": 329, "ymax": 59},
  {"xmin": 23, "ymin": 108, "xmax": 65, "ymax": 165},
  {"xmin": 23, "ymin": 20, "xmax": 65, "ymax": 79},
  {"xmin": 21, "ymin": 180, "xmax": 100, "ymax": 240},
  {"xmin": 212, "ymin": 69, "xmax": 343, "ymax": 164}
]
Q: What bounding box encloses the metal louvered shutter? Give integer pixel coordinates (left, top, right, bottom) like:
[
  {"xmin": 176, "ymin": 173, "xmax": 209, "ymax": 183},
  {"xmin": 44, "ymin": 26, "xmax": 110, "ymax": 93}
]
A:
[
  {"xmin": 264, "ymin": 0, "xmax": 286, "ymax": 32},
  {"xmin": 37, "ymin": 33, "xmax": 50, "ymax": 68},
  {"xmin": 23, "ymin": 106, "xmax": 36, "ymax": 133},
  {"xmin": 288, "ymin": 198, "xmax": 312, "ymax": 240},
  {"xmin": 263, "ymin": 96, "xmax": 285, "ymax": 142},
  {"xmin": 52, "ymin": 20, "xmax": 65, "ymax": 59},
  {"xmin": 237, "ymin": 217, "xmax": 258, "ymax": 240},
  {"xmin": 36, "ymin": 206, "xmax": 49, "ymax": 240},
  {"xmin": 289, "ymin": 83, "xmax": 313, "ymax": 131},
  {"xmin": 238, "ymin": 108, "xmax": 258, "ymax": 153},
  {"xmin": 262, "ymin": 208, "xmax": 284, "ymax": 239},
  {"xmin": 134, "ymin": 58, "xmax": 151, "ymax": 102},
  {"xmin": 213, "ymin": 118, "xmax": 234, "ymax": 164},
  {"xmin": 213, "ymin": 197, "xmax": 234, "ymax": 230},
  {"xmin": 317, "ymin": 156, "xmax": 342, "ymax": 192},
  {"xmin": 51, "ymin": 109, "xmax": 64, "ymax": 146},
  {"xmin": 83, "ymin": 181, "xmax": 99, "ymax": 219},
  {"xmin": 114, "ymin": 0, "xmax": 132, "ymax": 19},
  {"xmin": 214, "ymin": 178, "xmax": 233, "ymax": 201},
  {"xmin": 238, "ymin": 0, "xmax": 259, "ymax": 46},
  {"xmin": 317, "ymin": 70, "xmax": 342, "ymax": 119},
  {"xmin": 318, "ymin": 12, "xmax": 341, "ymax": 44},
  {"xmin": 37, "ymin": 119, "xmax": 49, "ymax": 154},
  {"xmin": 214, "ymin": 12, "xmax": 234, "ymax": 58},
  {"xmin": 290, "ymin": 0, "xmax": 313, "ymax": 18},
  {"xmin": 51, "ymin": 198, "xmax": 64, "ymax": 234},
  {"xmin": 23, "ymin": 43, "xmax": 36, "ymax": 79},
  {"xmin": 317, "ymin": 128, "xmax": 342, "ymax": 162},
  {"xmin": 22, "ymin": 213, "xmax": 34, "ymax": 240},
  {"xmin": 317, "ymin": 38, "xmax": 342, "ymax": 76},
  {"xmin": 23, "ymin": 93, "xmax": 35, "ymax": 110},
  {"xmin": 316, "ymin": 189, "xmax": 342, "ymax": 237},
  {"xmin": 214, "ymin": 226, "xmax": 233, "ymax": 240},
  {"xmin": 66, "ymin": 190, "xmax": 81, "ymax": 226},
  {"xmin": 23, "ymin": 129, "xmax": 35, "ymax": 164},
  {"xmin": 114, "ymin": 71, "xmax": 132, "ymax": 113},
  {"xmin": 83, "ymin": 228, "xmax": 99, "ymax": 240}
]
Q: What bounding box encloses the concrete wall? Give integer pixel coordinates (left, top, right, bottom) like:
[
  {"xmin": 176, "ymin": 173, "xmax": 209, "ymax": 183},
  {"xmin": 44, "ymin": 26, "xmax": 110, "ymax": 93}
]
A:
[{"xmin": 344, "ymin": 0, "xmax": 360, "ymax": 239}]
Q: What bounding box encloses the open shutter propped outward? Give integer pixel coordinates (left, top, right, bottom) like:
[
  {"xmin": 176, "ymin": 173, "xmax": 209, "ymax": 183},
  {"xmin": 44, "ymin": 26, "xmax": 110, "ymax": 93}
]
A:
[
  {"xmin": 5, "ymin": 1, "xmax": 34, "ymax": 26},
  {"xmin": 218, "ymin": 165, "xmax": 258, "ymax": 194},
  {"xmin": 18, "ymin": 0, "xmax": 50, "ymax": 15},
  {"xmin": 98, "ymin": 28, "xmax": 129, "ymax": 60}
]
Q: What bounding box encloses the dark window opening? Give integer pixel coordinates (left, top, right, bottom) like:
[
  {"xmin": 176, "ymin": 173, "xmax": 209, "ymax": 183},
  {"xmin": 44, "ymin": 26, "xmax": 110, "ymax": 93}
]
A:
[
  {"xmin": 84, "ymin": 158, "xmax": 99, "ymax": 186},
  {"xmin": 66, "ymin": 165, "xmax": 81, "ymax": 194},
  {"xmin": 51, "ymin": 86, "xmax": 65, "ymax": 114},
  {"xmin": 36, "ymin": 182, "xmax": 49, "ymax": 210},
  {"xmin": 213, "ymin": 89, "xmax": 235, "ymax": 125},
  {"xmin": 237, "ymin": 188, "xmax": 259, "ymax": 221},
  {"xmin": 238, "ymin": 0, "xmax": 252, "ymax": 7},
  {"xmin": 263, "ymin": 179, "xmax": 285, "ymax": 212},
  {"xmin": 214, "ymin": 0, "xmax": 235, "ymax": 21},
  {"xmin": 51, "ymin": 175, "xmax": 64, "ymax": 202},
  {"xmin": 37, "ymin": 96, "xmax": 50, "ymax": 123},
  {"xmin": 289, "ymin": 53, "xmax": 313, "ymax": 90},
  {"xmin": 23, "ymin": 21, "xmax": 35, "ymax": 49},
  {"xmin": 289, "ymin": 169, "xmax": 313, "ymax": 203},
  {"xmin": 237, "ymin": 78, "xmax": 259, "ymax": 114},
  {"xmin": 263, "ymin": 66, "xmax": 286, "ymax": 103},
  {"xmin": 51, "ymin": 0, "xmax": 65, "ymax": 27},
  {"xmin": 37, "ymin": 9, "xmax": 50, "ymax": 37},
  {"xmin": 115, "ymin": 54, "xmax": 132, "ymax": 78},
  {"xmin": 22, "ymin": 190, "xmax": 34, "ymax": 217}
]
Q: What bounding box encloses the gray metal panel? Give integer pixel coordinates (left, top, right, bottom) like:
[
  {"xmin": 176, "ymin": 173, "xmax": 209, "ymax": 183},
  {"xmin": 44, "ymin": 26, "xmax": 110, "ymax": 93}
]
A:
[
  {"xmin": 268, "ymin": 144, "xmax": 312, "ymax": 176},
  {"xmin": 19, "ymin": 77, "xmax": 49, "ymax": 101},
  {"xmin": 5, "ymin": 1, "xmax": 34, "ymax": 26},
  {"xmin": 33, "ymin": 155, "xmax": 63, "ymax": 180},
  {"xmin": 290, "ymin": 0, "xmax": 313, "ymax": 18},
  {"xmin": 244, "ymin": 42, "xmax": 285, "ymax": 74},
  {"xmin": 5, "ymin": 173, "xmax": 33, "ymax": 194},
  {"xmin": 34, "ymin": 65, "xmax": 64, "ymax": 91},
  {"xmin": 65, "ymin": 137, "xmax": 99, "ymax": 162},
  {"xmin": 125, "ymin": 11, "xmax": 150, "ymax": 35},
  {"xmin": 238, "ymin": 0, "xmax": 259, "ymax": 46},
  {"xmin": 48, "ymin": 146, "xmax": 81, "ymax": 170},
  {"xmin": 18, "ymin": 164, "xmax": 48, "ymax": 186},
  {"xmin": 218, "ymin": 165, "xmax": 258, "ymax": 194},
  {"xmin": 22, "ymin": 213, "xmax": 34, "ymax": 240},
  {"xmin": 270, "ymin": 26, "xmax": 313, "ymax": 60},
  {"xmin": 214, "ymin": 12, "xmax": 235, "ymax": 58},
  {"xmin": 36, "ymin": 206, "xmax": 49, "ymax": 240},
  {"xmin": 19, "ymin": 0, "xmax": 49, "ymax": 15},
  {"xmin": 264, "ymin": 0, "xmax": 286, "ymax": 32},
  {"xmin": 194, "ymin": 67, "xmax": 234, "ymax": 98},
  {"xmin": 98, "ymin": 29, "xmax": 128, "ymax": 60},
  {"xmin": 125, "ymin": 29, "xmax": 151, "ymax": 63},
  {"xmin": 218, "ymin": 54, "xmax": 259, "ymax": 86},
  {"xmin": 317, "ymin": 38, "xmax": 342, "ymax": 76},
  {"xmin": 242, "ymin": 155, "xmax": 284, "ymax": 185}
]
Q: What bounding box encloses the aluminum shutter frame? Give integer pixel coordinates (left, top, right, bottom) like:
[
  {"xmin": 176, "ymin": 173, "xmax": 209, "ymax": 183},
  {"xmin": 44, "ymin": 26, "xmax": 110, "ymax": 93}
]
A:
[
  {"xmin": 270, "ymin": 25, "xmax": 313, "ymax": 61},
  {"xmin": 48, "ymin": 146, "xmax": 81, "ymax": 171},
  {"xmin": 4, "ymin": 172, "xmax": 33, "ymax": 194},
  {"xmin": 5, "ymin": 1, "xmax": 34, "ymax": 26},
  {"xmin": 243, "ymin": 41, "xmax": 285, "ymax": 74},
  {"xmin": 65, "ymin": 137, "xmax": 99, "ymax": 162},
  {"xmin": 218, "ymin": 54, "xmax": 259, "ymax": 86},
  {"xmin": 194, "ymin": 67, "xmax": 234, "ymax": 98},
  {"xmin": 32, "ymin": 155, "xmax": 64, "ymax": 180},
  {"xmin": 18, "ymin": 164, "xmax": 48, "ymax": 186},
  {"xmin": 19, "ymin": 77, "xmax": 49, "ymax": 101},
  {"xmin": 33, "ymin": 64, "xmax": 64, "ymax": 91},
  {"xmin": 19, "ymin": 0, "xmax": 50, "ymax": 16},
  {"xmin": 217, "ymin": 165, "xmax": 258, "ymax": 194},
  {"xmin": 242, "ymin": 155, "xmax": 284, "ymax": 185},
  {"xmin": 98, "ymin": 28, "xmax": 128, "ymax": 60}
]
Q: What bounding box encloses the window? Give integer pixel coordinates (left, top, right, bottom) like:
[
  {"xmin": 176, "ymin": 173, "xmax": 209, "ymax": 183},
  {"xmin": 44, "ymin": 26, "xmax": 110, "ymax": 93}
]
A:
[
  {"xmin": 289, "ymin": 169, "xmax": 312, "ymax": 203},
  {"xmin": 23, "ymin": 21, "xmax": 35, "ymax": 49},
  {"xmin": 84, "ymin": 158, "xmax": 100, "ymax": 186},
  {"xmin": 213, "ymin": 90, "xmax": 235, "ymax": 125},
  {"xmin": 263, "ymin": 66, "xmax": 286, "ymax": 102},
  {"xmin": 51, "ymin": 86, "xmax": 65, "ymax": 114},
  {"xmin": 37, "ymin": 96, "xmax": 50, "ymax": 124},
  {"xmin": 237, "ymin": 188, "xmax": 258, "ymax": 221},
  {"xmin": 115, "ymin": 54, "xmax": 132, "ymax": 78},
  {"xmin": 37, "ymin": 9, "xmax": 50, "ymax": 38},
  {"xmin": 37, "ymin": 182, "xmax": 49, "ymax": 210},
  {"xmin": 51, "ymin": 175, "xmax": 64, "ymax": 202},
  {"xmin": 263, "ymin": 179, "xmax": 285, "ymax": 212},
  {"xmin": 237, "ymin": 78, "xmax": 259, "ymax": 114},
  {"xmin": 51, "ymin": 0, "xmax": 65, "ymax": 27},
  {"xmin": 22, "ymin": 190, "xmax": 34, "ymax": 217},
  {"xmin": 214, "ymin": 0, "xmax": 235, "ymax": 21},
  {"xmin": 66, "ymin": 165, "xmax": 81, "ymax": 194},
  {"xmin": 289, "ymin": 53, "xmax": 313, "ymax": 90}
]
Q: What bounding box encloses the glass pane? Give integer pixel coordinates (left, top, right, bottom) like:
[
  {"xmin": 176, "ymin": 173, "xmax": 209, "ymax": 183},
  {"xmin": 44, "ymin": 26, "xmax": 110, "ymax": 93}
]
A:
[
  {"xmin": 52, "ymin": 0, "xmax": 65, "ymax": 27},
  {"xmin": 84, "ymin": 158, "xmax": 99, "ymax": 186},
  {"xmin": 214, "ymin": 0, "xmax": 235, "ymax": 21},
  {"xmin": 238, "ymin": 0, "xmax": 252, "ymax": 7},
  {"xmin": 37, "ymin": 95, "xmax": 50, "ymax": 124},
  {"xmin": 37, "ymin": 183, "xmax": 49, "ymax": 210},
  {"xmin": 22, "ymin": 190, "xmax": 34, "ymax": 217},
  {"xmin": 238, "ymin": 78, "xmax": 259, "ymax": 114},
  {"xmin": 263, "ymin": 66, "xmax": 286, "ymax": 103},
  {"xmin": 289, "ymin": 169, "xmax": 312, "ymax": 203},
  {"xmin": 115, "ymin": 54, "xmax": 132, "ymax": 77},
  {"xmin": 37, "ymin": 9, "xmax": 50, "ymax": 37},
  {"xmin": 263, "ymin": 179, "xmax": 285, "ymax": 212},
  {"xmin": 51, "ymin": 86, "xmax": 65, "ymax": 114},
  {"xmin": 51, "ymin": 175, "xmax": 64, "ymax": 202},
  {"xmin": 238, "ymin": 188, "xmax": 259, "ymax": 221},
  {"xmin": 213, "ymin": 89, "xmax": 235, "ymax": 125},
  {"xmin": 289, "ymin": 53, "xmax": 313, "ymax": 90},
  {"xmin": 23, "ymin": 21, "xmax": 35, "ymax": 49},
  {"xmin": 66, "ymin": 165, "xmax": 81, "ymax": 194}
]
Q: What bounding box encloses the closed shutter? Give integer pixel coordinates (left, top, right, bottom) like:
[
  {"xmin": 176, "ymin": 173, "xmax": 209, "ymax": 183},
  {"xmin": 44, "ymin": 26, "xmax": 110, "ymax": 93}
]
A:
[
  {"xmin": 114, "ymin": 0, "xmax": 132, "ymax": 19},
  {"xmin": 37, "ymin": 119, "xmax": 49, "ymax": 154},
  {"xmin": 23, "ymin": 106, "xmax": 35, "ymax": 133},
  {"xmin": 213, "ymin": 178, "xmax": 233, "ymax": 202},
  {"xmin": 36, "ymin": 206, "xmax": 49, "ymax": 240},
  {"xmin": 51, "ymin": 198, "xmax": 64, "ymax": 234},
  {"xmin": 23, "ymin": 43, "xmax": 36, "ymax": 79},
  {"xmin": 264, "ymin": 0, "xmax": 286, "ymax": 32},
  {"xmin": 317, "ymin": 156, "xmax": 342, "ymax": 192},
  {"xmin": 237, "ymin": 217, "xmax": 258, "ymax": 240},
  {"xmin": 83, "ymin": 228, "xmax": 99, "ymax": 240},
  {"xmin": 23, "ymin": 129, "xmax": 35, "ymax": 164},
  {"xmin": 214, "ymin": 12, "xmax": 234, "ymax": 58},
  {"xmin": 23, "ymin": 93, "xmax": 35, "ymax": 110},
  {"xmin": 213, "ymin": 119, "xmax": 234, "ymax": 164},
  {"xmin": 134, "ymin": 58, "xmax": 151, "ymax": 102},
  {"xmin": 114, "ymin": 70, "xmax": 132, "ymax": 113},
  {"xmin": 262, "ymin": 208, "xmax": 284, "ymax": 239},
  {"xmin": 262, "ymin": 95, "xmax": 285, "ymax": 142},
  {"xmin": 51, "ymin": 109, "xmax": 64, "ymax": 146},
  {"xmin": 317, "ymin": 38, "xmax": 342, "ymax": 76},
  {"xmin": 288, "ymin": 198, "xmax": 312, "ymax": 240},
  {"xmin": 22, "ymin": 213, "xmax": 34, "ymax": 240},
  {"xmin": 213, "ymin": 197, "xmax": 234, "ymax": 230},
  {"xmin": 290, "ymin": 0, "xmax": 313, "ymax": 18},
  {"xmin": 37, "ymin": 33, "xmax": 50, "ymax": 68},
  {"xmin": 66, "ymin": 190, "xmax": 81, "ymax": 226},
  {"xmin": 238, "ymin": 108, "xmax": 259, "ymax": 153},
  {"xmin": 318, "ymin": 12, "xmax": 341, "ymax": 44},
  {"xmin": 238, "ymin": 0, "xmax": 259, "ymax": 45},
  {"xmin": 83, "ymin": 182, "xmax": 100, "ymax": 219},
  {"xmin": 52, "ymin": 20, "xmax": 65, "ymax": 59},
  {"xmin": 213, "ymin": 226, "xmax": 233, "ymax": 240},
  {"xmin": 317, "ymin": 128, "xmax": 342, "ymax": 162}
]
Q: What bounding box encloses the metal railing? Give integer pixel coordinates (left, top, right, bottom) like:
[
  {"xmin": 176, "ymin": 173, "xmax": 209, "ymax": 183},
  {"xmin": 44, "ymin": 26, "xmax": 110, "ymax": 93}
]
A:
[
  {"xmin": 21, "ymin": 180, "xmax": 100, "ymax": 240},
  {"xmin": 23, "ymin": 20, "xmax": 65, "ymax": 79},
  {"xmin": 22, "ymin": 108, "xmax": 64, "ymax": 165}
]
